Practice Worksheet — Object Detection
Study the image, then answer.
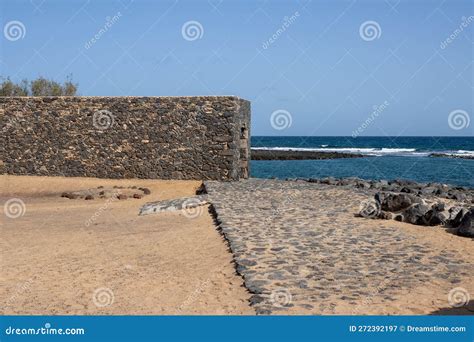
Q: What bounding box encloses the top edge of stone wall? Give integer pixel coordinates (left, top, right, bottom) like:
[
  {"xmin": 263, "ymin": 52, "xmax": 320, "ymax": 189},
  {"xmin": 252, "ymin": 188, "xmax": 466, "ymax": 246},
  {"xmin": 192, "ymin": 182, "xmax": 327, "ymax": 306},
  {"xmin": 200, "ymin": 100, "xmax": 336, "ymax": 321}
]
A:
[{"xmin": 0, "ymin": 95, "xmax": 249, "ymax": 101}]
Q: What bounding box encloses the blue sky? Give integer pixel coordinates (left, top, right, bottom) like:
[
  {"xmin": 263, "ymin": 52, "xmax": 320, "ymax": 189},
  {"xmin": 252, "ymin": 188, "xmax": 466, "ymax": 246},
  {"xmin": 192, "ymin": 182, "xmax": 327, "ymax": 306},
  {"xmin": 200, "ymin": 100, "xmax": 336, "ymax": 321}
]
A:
[{"xmin": 1, "ymin": 0, "xmax": 472, "ymax": 136}]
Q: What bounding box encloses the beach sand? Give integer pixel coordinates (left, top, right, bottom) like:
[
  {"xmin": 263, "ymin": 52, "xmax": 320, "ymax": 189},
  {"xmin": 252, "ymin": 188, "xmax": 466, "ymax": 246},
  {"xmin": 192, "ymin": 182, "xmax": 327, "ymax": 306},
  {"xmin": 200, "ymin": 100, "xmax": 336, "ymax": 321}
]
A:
[
  {"xmin": 1, "ymin": 175, "xmax": 473, "ymax": 315},
  {"xmin": 0, "ymin": 175, "xmax": 252, "ymax": 315}
]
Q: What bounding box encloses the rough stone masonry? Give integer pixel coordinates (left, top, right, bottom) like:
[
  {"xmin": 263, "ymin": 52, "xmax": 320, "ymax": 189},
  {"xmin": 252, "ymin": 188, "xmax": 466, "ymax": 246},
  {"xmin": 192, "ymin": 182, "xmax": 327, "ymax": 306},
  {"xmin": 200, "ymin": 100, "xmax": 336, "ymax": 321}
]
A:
[{"xmin": 1, "ymin": 96, "xmax": 250, "ymax": 180}]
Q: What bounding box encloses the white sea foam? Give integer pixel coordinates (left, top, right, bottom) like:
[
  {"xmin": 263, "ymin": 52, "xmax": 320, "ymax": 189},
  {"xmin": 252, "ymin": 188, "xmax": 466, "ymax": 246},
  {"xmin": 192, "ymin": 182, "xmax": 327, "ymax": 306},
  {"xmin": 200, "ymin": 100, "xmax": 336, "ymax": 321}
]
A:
[
  {"xmin": 251, "ymin": 147, "xmax": 474, "ymax": 157},
  {"xmin": 252, "ymin": 147, "xmax": 416, "ymax": 155}
]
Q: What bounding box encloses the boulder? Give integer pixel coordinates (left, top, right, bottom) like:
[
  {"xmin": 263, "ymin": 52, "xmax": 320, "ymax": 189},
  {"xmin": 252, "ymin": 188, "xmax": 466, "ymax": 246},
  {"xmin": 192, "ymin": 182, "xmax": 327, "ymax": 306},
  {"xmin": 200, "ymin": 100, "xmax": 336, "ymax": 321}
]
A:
[
  {"xmin": 139, "ymin": 195, "xmax": 209, "ymax": 216},
  {"xmin": 448, "ymin": 207, "xmax": 468, "ymax": 228},
  {"xmin": 61, "ymin": 192, "xmax": 78, "ymax": 199},
  {"xmin": 419, "ymin": 186, "xmax": 437, "ymax": 195},
  {"xmin": 320, "ymin": 177, "xmax": 337, "ymax": 185},
  {"xmin": 356, "ymin": 180, "xmax": 371, "ymax": 189},
  {"xmin": 401, "ymin": 203, "xmax": 430, "ymax": 225},
  {"xmin": 374, "ymin": 192, "xmax": 385, "ymax": 204},
  {"xmin": 457, "ymin": 208, "xmax": 474, "ymax": 238},
  {"xmin": 393, "ymin": 179, "xmax": 417, "ymax": 186},
  {"xmin": 400, "ymin": 187, "xmax": 415, "ymax": 193},
  {"xmin": 423, "ymin": 209, "xmax": 447, "ymax": 226},
  {"xmin": 378, "ymin": 211, "xmax": 393, "ymax": 220},
  {"xmin": 358, "ymin": 199, "xmax": 381, "ymax": 218},
  {"xmin": 431, "ymin": 202, "xmax": 445, "ymax": 212},
  {"xmin": 451, "ymin": 192, "xmax": 467, "ymax": 202},
  {"xmin": 342, "ymin": 177, "xmax": 362, "ymax": 186},
  {"xmin": 379, "ymin": 193, "xmax": 424, "ymax": 212},
  {"xmin": 140, "ymin": 187, "xmax": 151, "ymax": 195}
]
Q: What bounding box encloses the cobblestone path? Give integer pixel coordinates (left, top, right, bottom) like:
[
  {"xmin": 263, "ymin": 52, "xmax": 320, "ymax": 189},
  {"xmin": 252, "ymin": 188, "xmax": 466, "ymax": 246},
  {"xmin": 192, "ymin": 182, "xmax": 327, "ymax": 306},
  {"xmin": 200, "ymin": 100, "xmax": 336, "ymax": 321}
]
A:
[{"xmin": 204, "ymin": 179, "xmax": 473, "ymax": 315}]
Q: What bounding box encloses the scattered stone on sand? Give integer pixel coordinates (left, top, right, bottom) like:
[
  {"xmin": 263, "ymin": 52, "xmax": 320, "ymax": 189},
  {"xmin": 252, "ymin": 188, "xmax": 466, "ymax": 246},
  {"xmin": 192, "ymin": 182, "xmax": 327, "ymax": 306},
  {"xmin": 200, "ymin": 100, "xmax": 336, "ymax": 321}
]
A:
[
  {"xmin": 59, "ymin": 185, "xmax": 151, "ymax": 200},
  {"xmin": 139, "ymin": 195, "xmax": 208, "ymax": 216},
  {"xmin": 61, "ymin": 192, "xmax": 78, "ymax": 199},
  {"xmin": 140, "ymin": 187, "xmax": 151, "ymax": 195}
]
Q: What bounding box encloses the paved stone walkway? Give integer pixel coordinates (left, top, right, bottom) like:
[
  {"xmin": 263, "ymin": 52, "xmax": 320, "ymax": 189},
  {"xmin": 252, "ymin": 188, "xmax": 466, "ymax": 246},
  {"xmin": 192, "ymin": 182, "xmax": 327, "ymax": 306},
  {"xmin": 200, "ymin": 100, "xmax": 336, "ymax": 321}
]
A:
[{"xmin": 204, "ymin": 179, "xmax": 473, "ymax": 315}]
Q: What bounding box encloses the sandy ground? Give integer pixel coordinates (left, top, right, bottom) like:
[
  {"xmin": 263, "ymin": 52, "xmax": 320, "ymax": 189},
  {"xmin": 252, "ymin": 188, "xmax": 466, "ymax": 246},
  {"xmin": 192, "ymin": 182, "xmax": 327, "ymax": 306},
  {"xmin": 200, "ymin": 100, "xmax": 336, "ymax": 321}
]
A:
[
  {"xmin": 2, "ymin": 175, "xmax": 473, "ymax": 316},
  {"xmin": 0, "ymin": 175, "xmax": 253, "ymax": 315}
]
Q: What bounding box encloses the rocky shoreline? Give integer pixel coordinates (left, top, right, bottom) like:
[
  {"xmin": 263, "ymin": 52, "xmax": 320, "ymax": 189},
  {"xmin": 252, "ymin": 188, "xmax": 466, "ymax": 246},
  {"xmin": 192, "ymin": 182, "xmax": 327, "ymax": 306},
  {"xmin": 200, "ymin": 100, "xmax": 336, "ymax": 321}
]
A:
[
  {"xmin": 294, "ymin": 177, "xmax": 473, "ymax": 238},
  {"xmin": 359, "ymin": 192, "xmax": 473, "ymax": 237},
  {"xmin": 251, "ymin": 149, "xmax": 364, "ymax": 160},
  {"xmin": 430, "ymin": 153, "xmax": 474, "ymax": 160},
  {"xmin": 302, "ymin": 177, "xmax": 473, "ymax": 201}
]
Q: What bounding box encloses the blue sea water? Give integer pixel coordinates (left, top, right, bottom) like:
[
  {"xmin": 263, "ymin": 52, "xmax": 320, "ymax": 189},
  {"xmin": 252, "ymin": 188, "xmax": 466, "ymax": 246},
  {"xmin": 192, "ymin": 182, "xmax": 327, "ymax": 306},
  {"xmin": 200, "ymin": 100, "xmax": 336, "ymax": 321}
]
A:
[{"xmin": 251, "ymin": 136, "xmax": 474, "ymax": 187}]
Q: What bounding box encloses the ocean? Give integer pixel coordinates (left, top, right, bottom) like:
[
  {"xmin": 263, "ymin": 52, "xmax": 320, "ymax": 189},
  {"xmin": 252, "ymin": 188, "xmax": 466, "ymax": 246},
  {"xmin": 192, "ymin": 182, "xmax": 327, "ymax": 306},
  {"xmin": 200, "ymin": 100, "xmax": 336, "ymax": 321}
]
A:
[{"xmin": 251, "ymin": 136, "xmax": 474, "ymax": 188}]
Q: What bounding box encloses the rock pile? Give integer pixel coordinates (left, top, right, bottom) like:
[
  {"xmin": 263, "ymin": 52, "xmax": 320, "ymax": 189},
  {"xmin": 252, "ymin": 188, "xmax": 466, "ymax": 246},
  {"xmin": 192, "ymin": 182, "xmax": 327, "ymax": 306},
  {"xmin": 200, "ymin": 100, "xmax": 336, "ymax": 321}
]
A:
[
  {"xmin": 306, "ymin": 177, "xmax": 473, "ymax": 202},
  {"xmin": 60, "ymin": 185, "xmax": 151, "ymax": 200},
  {"xmin": 359, "ymin": 192, "xmax": 473, "ymax": 238},
  {"xmin": 300, "ymin": 177, "xmax": 472, "ymax": 238}
]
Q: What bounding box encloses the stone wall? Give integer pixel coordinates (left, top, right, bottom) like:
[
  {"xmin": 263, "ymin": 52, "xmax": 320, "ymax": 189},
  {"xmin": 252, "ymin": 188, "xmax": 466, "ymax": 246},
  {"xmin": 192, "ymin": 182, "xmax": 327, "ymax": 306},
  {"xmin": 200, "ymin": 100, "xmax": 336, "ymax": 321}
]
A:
[{"xmin": 1, "ymin": 96, "xmax": 251, "ymax": 180}]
